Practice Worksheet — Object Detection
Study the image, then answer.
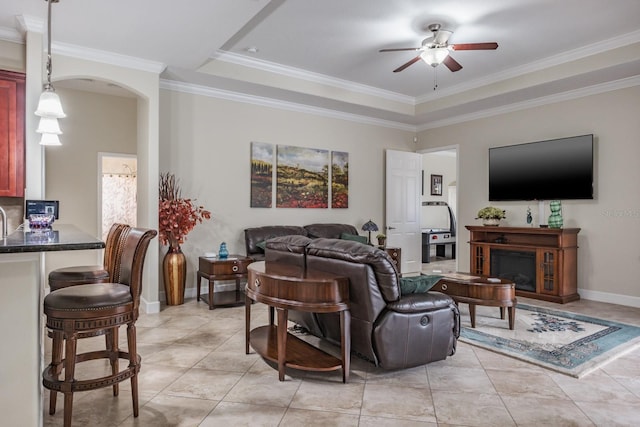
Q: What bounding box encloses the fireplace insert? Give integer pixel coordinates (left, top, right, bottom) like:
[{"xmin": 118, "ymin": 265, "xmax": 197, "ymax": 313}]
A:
[{"xmin": 490, "ymin": 249, "xmax": 536, "ymax": 292}]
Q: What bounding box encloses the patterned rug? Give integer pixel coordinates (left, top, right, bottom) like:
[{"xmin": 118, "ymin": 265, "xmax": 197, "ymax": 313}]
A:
[{"xmin": 458, "ymin": 303, "xmax": 640, "ymax": 378}]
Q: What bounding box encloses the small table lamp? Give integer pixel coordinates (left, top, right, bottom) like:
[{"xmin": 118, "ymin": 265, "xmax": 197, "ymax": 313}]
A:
[{"xmin": 361, "ymin": 220, "xmax": 378, "ymax": 245}]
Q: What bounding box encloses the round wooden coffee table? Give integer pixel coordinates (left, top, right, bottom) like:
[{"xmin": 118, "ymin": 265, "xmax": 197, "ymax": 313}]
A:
[{"xmin": 433, "ymin": 274, "xmax": 516, "ymax": 329}]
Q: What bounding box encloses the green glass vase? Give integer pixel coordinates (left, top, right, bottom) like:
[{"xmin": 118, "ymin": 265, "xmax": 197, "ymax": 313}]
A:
[{"xmin": 548, "ymin": 200, "xmax": 563, "ymax": 229}]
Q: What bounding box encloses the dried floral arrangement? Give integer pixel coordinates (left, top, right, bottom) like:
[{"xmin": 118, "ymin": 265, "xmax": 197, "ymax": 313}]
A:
[{"xmin": 158, "ymin": 172, "xmax": 211, "ymax": 246}]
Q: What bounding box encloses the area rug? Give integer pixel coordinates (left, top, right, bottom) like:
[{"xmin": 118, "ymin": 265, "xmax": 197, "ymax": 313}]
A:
[{"xmin": 458, "ymin": 303, "xmax": 640, "ymax": 378}]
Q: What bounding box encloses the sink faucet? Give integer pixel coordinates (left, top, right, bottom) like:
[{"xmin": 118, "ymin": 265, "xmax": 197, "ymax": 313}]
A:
[{"xmin": 0, "ymin": 206, "xmax": 7, "ymax": 238}]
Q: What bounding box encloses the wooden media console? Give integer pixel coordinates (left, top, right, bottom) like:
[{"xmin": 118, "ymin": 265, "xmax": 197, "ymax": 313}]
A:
[{"xmin": 466, "ymin": 226, "xmax": 580, "ymax": 303}]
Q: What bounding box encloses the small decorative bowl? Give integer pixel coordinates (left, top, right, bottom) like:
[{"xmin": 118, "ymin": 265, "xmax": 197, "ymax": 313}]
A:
[{"xmin": 29, "ymin": 214, "xmax": 55, "ymax": 230}]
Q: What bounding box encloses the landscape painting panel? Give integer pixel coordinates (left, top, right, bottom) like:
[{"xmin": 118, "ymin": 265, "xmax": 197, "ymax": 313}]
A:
[
  {"xmin": 331, "ymin": 151, "xmax": 349, "ymax": 208},
  {"xmin": 276, "ymin": 145, "xmax": 329, "ymax": 208},
  {"xmin": 250, "ymin": 142, "xmax": 273, "ymax": 208}
]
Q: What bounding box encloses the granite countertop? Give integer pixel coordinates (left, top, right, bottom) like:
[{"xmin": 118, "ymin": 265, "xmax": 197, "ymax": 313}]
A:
[{"xmin": 0, "ymin": 224, "xmax": 105, "ymax": 254}]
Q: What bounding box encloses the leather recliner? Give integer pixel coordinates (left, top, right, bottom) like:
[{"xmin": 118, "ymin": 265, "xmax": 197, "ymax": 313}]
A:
[{"xmin": 265, "ymin": 236, "xmax": 460, "ymax": 370}]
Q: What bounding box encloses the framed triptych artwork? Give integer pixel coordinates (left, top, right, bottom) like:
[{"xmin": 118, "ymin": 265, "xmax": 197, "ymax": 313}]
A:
[
  {"xmin": 250, "ymin": 142, "xmax": 274, "ymax": 208},
  {"xmin": 249, "ymin": 142, "xmax": 348, "ymax": 209},
  {"xmin": 276, "ymin": 145, "xmax": 329, "ymax": 208},
  {"xmin": 331, "ymin": 151, "xmax": 348, "ymax": 208}
]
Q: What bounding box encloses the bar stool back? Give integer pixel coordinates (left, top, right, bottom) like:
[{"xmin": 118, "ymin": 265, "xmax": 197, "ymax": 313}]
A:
[
  {"xmin": 43, "ymin": 227, "xmax": 157, "ymax": 427},
  {"xmin": 48, "ymin": 223, "xmax": 130, "ymax": 291}
]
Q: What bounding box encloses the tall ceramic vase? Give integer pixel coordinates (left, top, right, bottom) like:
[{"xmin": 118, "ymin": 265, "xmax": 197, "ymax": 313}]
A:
[
  {"xmin": 163, "ymin": 240, "xmax": 186, "ymax": 305},
  {"xmin": 548, "ymin": 200, "xmax": 563, "ymax": 229}
]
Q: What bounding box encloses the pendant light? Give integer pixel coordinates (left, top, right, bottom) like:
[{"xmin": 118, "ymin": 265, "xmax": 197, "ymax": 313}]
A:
[{"xmin": 35, "ymin": 0, "xmax": 65, "ymax": 146}]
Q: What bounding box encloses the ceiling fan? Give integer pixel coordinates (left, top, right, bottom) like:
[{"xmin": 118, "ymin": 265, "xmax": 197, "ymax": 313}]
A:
[{"xmin": 379, "ymin": 23, "xmax": 498, "ymax": 73}]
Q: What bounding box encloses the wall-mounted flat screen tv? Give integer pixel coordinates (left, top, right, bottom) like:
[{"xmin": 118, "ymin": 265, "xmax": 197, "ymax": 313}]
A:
[{"xmin": 489, "ymin": 134, "xmax": 594, "ymax": 201}]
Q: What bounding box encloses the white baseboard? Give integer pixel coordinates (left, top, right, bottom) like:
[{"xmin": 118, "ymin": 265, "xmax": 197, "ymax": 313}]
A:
[
  {"xmin": 157, "ymin": 283, "xmax": 237, "ymax": 309},
  {"xmin": 579, "ymin": 289, "xmax": 640, "ymax": 308},
  {"xmin": 152, "ymin": 285, "xmax": 640, "ymax": 311},
  {"xmin": 141, "ymin": 297, "xmax": 160, "ymax": 314},
  {"xmin": 184, "ymin": 286, "xmax": 199, "ymax": 299}
]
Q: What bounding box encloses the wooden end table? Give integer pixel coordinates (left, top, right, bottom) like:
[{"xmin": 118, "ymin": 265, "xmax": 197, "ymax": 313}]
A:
[
  {"xmin": 433, "ymin": 274, "xmax": 517, "ymax": 330},
  {"xmin": 197, "ymin": 255, "xmax": 252, "ymax": 310},
  {"xmin": 382, "ymin": 247, "xmax": 401, "ymax": 271},
  {"xmin": 245, "ymin": 261, "xmax": 351, "ymax": 382}
]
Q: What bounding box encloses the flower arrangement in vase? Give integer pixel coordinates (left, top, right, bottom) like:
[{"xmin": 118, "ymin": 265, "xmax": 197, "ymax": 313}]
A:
[
  {"xmin": 159, "ymin": 172, "xmax": 211, "ymax": 305},
  {"xmin": 476, "ymin": 206, "xmax": 506, "ymax": 226}
]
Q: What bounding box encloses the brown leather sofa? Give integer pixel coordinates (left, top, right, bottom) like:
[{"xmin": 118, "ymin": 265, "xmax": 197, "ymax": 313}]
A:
[
  {"xmin": 244, "ymin": 223, "xmax": 359, "ymax": 261},
  {"xmin": 264, "ymin": 235, "xmax": 460, "ymax": 370}
]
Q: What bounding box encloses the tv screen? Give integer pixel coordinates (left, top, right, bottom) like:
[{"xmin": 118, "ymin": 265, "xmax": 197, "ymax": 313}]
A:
[
  {"xmin": 25, "ymin": 200, "xmax": 60, "ymax": 219},
  {"xmin": 489, "ymin": 134, "xmax": 594, "ymax": 201}
]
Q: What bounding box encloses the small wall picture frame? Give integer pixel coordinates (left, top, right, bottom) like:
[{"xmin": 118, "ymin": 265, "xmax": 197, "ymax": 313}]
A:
[{"xmin": 430, "ymin": 174, "xmax": 442, "ymax": 196}]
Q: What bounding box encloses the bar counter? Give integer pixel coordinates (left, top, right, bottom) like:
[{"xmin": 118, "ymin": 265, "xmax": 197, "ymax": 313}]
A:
[
  {"xmin": 0, "ymin": 224, "xmax": 104, "ymax": 426},
  {"xmin": 0, "ymin": 223, "xmax": 105, "ymax": 253}
]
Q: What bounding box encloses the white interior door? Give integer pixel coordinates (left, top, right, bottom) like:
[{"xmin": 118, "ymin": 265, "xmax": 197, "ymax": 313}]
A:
[{"xmin": 385, "ymin": 149, "xmax": 422, "ymax": 274}]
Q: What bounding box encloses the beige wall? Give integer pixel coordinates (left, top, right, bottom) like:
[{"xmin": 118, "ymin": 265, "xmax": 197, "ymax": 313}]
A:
[
  {"xmin": 417, "ymin": 86, "xmax": 640, "ymax": 304},
  {"xmin": 421, "ymin": 151, "xmax": 457, "ymax": 229},
  {"xmin": 422, "ymin": 151, "xmax": 456, "ymax": 203},
  {"xmin": 159, "ymin": 88, "xmax": 414, "ymax": 293},
  {"xmin": 45, "ymin": 88, "xmax": 137, "ymax": 273},
  {"xmin": 0, "ymin": 39, "xmax": 24, "ymax": 73}
]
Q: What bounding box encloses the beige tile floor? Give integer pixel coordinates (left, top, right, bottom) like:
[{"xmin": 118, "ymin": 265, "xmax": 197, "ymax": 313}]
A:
[{"xmin": 42, "ymin": 264, "xmax": 640, "ymax": 426}]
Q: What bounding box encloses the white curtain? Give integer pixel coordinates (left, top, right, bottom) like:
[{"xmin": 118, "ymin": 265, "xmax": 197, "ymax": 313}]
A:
[{"xmin": 102, "ymin": 174, "xmax": 137, "ymax": 240}]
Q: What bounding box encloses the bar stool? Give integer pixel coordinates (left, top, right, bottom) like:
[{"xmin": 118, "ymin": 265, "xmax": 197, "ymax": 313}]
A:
[
  {"xmin": 42, "ymin": 227, "xmax": 157, "ymax": 427},
  {"xmin": 48, "ymin": 223, "xmax": 129, "ymax": 291}
]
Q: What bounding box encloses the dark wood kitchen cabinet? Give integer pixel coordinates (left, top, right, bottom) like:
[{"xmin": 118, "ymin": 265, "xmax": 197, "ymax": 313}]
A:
[{"xmin": 0, "ymin": 70, "xmax": 25, "ymax": 197}]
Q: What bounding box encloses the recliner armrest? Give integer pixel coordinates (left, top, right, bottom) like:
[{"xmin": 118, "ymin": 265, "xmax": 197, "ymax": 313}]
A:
[
  {"xmin": 386, "ymin": 291, "xmax": 455, "ymax": 313},
  {"xmin": 386, "ymin": 292, "xmax": 460, "ymax": 338}
]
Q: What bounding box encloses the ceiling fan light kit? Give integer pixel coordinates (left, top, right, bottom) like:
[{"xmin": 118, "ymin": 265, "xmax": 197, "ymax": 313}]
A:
[{"xmin": 420, "ymin": 47, "xmax": 449, "ymax": 67}]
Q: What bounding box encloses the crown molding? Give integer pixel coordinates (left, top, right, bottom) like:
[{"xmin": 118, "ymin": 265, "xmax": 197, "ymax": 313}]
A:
[
  {"xmin": 211, "ymin": 50, "xmax": 415, "ymax": 105},
  {"xmin": 0, "ymin": 19, "xmax": 165, "ymax": 74},
  {"xmin": 0, "ymin": 15, "xmax": 43, "ymax": 43},
  {"xmin": 0, "ymin": 26, "xmax": 22, "ymax": 43},
  {"xmin": 160, "ymin": 79, "xmax": 416, "ymax": 132},
  {"xmin": 15, "ymin": 14, "xmax": 44, "ymax": 34},
  {"xmin": 53, "ymin": 42, "xmax": 166, "ymax": 74},
  {"xmin": 417, "ymin": 75, "xmax": 640, "ymax": 131},
  {"xmin": 163, "ymin": 72, "xmax": 640, "ymax": 133},
  {"xmin": 417, "ymin": 29, "xmax": 640, "ymax": 103}
]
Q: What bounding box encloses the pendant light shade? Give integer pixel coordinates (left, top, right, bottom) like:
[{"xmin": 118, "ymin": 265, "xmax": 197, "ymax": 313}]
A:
[
  {"xmin": 37, "ymin": 0, "xmax": 65, "ymax": 146},
  {"xmin": 35, "ymin": 88, "xmax": 66, "ymax": 118},
  {"xmin": 36, "ymin": 117, "xmax": 62, "ymax": 134},
  {"xmin": 39, "ymin": 133, "xmax": 62, "ymax": 146}
]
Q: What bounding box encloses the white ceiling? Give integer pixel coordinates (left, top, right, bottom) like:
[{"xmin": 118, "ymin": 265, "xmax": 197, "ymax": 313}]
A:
[{"xmin": 2, "ymin": 0, "xmax": 640, "ymax": 129}]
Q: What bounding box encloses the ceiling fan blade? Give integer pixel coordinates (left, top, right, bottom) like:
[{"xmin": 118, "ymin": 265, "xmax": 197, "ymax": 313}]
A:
[
  {"xmin": 379, "ymin": 47, "xmax": 421, "ymax": 52},
  {"xmin": 393, "ymin": 56, "xmax": 421, "ymax": 73},
  {"xmin": 443, "ymin": 55, "xmax": 463, "ymax": 72},
  {"xmin": 451, "ymin": 42, "xmax": 498, "ymax": 51}
]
